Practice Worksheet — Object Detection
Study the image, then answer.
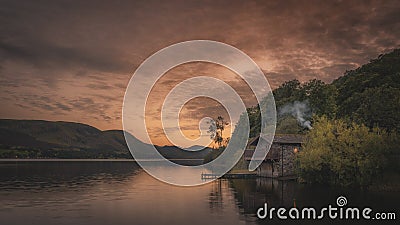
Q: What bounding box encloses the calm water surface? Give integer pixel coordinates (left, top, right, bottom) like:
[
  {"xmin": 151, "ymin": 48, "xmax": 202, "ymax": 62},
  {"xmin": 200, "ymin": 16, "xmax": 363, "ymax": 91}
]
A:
[{"xmin": 0, "ymin": 161, "xmax": 398, "ymax": 225}]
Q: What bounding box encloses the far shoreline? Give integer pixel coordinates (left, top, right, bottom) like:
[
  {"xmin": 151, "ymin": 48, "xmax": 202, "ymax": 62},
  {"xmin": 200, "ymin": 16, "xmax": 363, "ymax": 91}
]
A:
[{"xmin": 0, "ymin": 158, "xmax": 204, "ymax": 162}]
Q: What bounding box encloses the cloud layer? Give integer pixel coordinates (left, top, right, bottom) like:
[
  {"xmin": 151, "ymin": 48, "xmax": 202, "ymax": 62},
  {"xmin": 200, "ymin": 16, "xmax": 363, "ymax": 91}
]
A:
[{"xmin": 1, "ymin": 0, "xmax": 399, "ymax": 145}]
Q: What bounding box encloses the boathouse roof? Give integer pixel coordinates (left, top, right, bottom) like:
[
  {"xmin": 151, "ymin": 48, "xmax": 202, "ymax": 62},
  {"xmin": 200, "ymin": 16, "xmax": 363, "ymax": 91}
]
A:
[
  {"xmin": 247, "ymin": 134, "xmax": 304, "ymax": 146},
  {"xmin": 244, "ymin": 134, "xmax": 304, "ymax": 161}
]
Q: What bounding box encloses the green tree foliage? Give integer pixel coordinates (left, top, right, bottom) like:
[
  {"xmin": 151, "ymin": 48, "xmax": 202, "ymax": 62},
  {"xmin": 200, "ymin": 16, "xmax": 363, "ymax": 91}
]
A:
[
  {"xmin": 342, "ymin": 86, "xmax": 400, "ymax": 131},
  {"xmin": 229, "ymin": 49, "xmax": 400, "ymax": 187},
  {"xmin": 273, "ymin": 79, "xmax": 337, "ymax": 118},
  {"xmin": 247, "ymin": 105, "xmax": 261, "ymax": 138},
  {"xmin": 273, "ymin": 79, "xmax": 302, "ymax": 108},
  {"xmin": 298, "ymin": 116, "xmax": 396, "ymax": 187},
  {"xmin": 333, "ymin": 49, "xmax": 400, "ymax": 132},
  {"xmin": 275, "ymin": 116, "xmax": 302, "ymax": 134},
  {"xmin": 247, "ymin": 49, "xmax": 400, "ymax": 136},
  {"xmin": 246, "ymin": 79, "xmax": 337, "ymax": 136},
  {"xmin": 299, "ymin": 79, "xmax": 338, "ymax": 118}
]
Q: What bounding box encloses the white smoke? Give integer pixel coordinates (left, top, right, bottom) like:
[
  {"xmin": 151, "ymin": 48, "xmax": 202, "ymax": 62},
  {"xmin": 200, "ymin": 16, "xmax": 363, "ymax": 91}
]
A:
[{"xmin": 279, "ymin": 101, "xmax": 313, "ymax": 129}]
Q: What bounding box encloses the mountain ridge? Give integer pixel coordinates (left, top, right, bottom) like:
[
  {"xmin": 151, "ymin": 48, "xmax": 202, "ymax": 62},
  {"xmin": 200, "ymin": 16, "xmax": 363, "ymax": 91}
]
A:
[{"xmin": 0, "ymin": 119, "xmax": 211, "ymax": 160}]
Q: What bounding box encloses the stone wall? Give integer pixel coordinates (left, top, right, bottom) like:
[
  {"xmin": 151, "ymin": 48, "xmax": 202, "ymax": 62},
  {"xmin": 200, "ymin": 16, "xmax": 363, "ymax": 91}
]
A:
[
  {"xmin": 274, "ymin": 144, "xmax": 299, "ymax": 177},
  {"xmin": 257, "ymin": 144, "xmax": 300, "ymax": 177}
]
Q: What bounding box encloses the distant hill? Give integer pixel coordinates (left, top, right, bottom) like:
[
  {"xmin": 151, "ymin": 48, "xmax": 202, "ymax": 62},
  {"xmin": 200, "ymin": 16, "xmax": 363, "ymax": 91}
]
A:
[{"xmin": 0, "ymin": 119, "xmax": 211, "ymax": 160}]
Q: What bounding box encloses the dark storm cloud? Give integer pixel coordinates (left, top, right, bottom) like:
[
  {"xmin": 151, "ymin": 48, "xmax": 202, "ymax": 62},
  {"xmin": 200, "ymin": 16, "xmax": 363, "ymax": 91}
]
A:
[
  {"xmin": 1, "ymin": 0, "xmax": 399, "ymax": 78},
  {"xmin": 0, "ymin": 0, "xmax": 140, "ymax": 74},
  {"xmin": 0, "ymin": 38, "xmax": 129, "ymax": 73}
]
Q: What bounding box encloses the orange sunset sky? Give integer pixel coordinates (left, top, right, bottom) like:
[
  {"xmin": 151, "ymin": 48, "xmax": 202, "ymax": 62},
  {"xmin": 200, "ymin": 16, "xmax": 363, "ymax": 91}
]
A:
[{"xmin": 1, "ymin": 0, "xmax": 399, "ymax": 146}]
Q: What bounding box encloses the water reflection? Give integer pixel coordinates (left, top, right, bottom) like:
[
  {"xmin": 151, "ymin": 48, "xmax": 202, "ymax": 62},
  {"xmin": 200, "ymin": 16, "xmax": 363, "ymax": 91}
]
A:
[
  {"xmin": 0, "ymin": 161, "xmax": 398, "ymax": 225},
  {"xmin": 0, "ymin": 161, "xmax": 249, "ymax": 225},
  {"xmin": 229, "ymin": 178, "xmax": 400, "ymax": 224},
  {"xmin": 0, "ymin": 161, "xmax": 139, "ymax": 190}
]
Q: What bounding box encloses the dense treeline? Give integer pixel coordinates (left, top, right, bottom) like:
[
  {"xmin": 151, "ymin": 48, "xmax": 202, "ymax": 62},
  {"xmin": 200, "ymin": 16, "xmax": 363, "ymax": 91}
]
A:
[
  {"xmin": 333, "ymin": 49, "xmax": 400, "ymax": 132},
  {"xmin": 248, "ymin": 49, "xmax": 400, "ymax": 136},
  {"xmin": 248, "ymin": 78, "xmax": 337, "ymax": 137},
  {"xmin": 246, "ymin": 49, "xmax": 400, "ymax": 187}
]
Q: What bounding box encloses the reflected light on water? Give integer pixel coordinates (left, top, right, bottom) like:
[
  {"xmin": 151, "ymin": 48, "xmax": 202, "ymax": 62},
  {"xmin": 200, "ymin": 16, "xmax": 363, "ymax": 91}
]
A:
[
  {"xmin": 0, "ymin": 161, "xmax": 398, "ymax": 225},
  {"xmin": 0, "ymin": 161, "xmax": 247, "ymax": 225}
]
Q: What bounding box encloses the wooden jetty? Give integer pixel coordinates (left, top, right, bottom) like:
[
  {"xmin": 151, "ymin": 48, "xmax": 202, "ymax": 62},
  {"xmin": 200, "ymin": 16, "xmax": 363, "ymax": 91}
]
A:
[
  {"xmin": 201, "ymin": 172, "xmax": 257, "ymax": 180},
  {"xmin": 277, "ymin": 175, "xmax": 298, "ymax": 181}
]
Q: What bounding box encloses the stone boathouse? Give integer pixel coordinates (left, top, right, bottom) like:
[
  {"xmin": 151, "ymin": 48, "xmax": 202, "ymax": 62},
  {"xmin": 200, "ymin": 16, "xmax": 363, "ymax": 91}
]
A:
[{"xmin": 244, "ymin": 134, "xmax": 304, "ymax": 178}]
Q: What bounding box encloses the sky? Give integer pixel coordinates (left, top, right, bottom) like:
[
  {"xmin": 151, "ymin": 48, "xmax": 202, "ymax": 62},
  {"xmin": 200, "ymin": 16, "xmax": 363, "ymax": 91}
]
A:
[{"xmin": 1, "ymin": 0, "xmax": 400, "ymax": 146}]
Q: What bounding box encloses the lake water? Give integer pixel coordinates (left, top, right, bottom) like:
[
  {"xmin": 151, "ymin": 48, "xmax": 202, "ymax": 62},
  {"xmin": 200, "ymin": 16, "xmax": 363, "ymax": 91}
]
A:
[{"xmin": 0, "ymin": 161, "xmax": 398, "ymax": 225}]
